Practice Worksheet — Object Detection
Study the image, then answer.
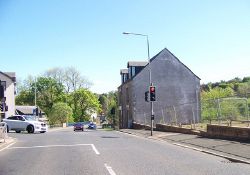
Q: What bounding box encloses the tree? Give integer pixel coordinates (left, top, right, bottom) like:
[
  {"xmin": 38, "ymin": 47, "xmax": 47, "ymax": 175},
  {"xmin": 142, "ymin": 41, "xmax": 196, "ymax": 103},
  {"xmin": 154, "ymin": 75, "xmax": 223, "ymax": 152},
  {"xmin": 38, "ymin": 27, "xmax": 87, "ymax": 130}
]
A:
[
  {"xmin": 98, "ymin": 94, "xmax": 109, "ymax": 115},
  {"xmin": 49, "ymin": 102, "xmax": 73, "ymax": 125},
  {"xmin": 243, "ymin": 77, "xmax": 250, "ymax": 83},
  {"xmin": 44, "ymin": 67, "xmax": 92, "ymax": 93},
  {"xmin": 35, "ymin": 77, "xmax": 65, "ymax": 114},
  {"xmin": 44, "ymin": 67, "xmax": 65, "ymax": 85},
  {"xmin": 201, "ymin": 87, "xmax": 234, "ymax": 100},
  {"xmin": 237, "ymin": 82, "xmax": 250, "ymax": 98},
  {"xmin": 105, "ymin": 91, "xmax": 118, "ymax": 126},
  {"xmin": 201, "ymin": 87, "xmax": 235, "ymax": 121},
  {"xmin": 15, "ymin": 75, "xmax": 36, "ymax": 105},
  {"xmin": 71, "ymin": 88, "xmax": 101, "ymax": 122},
  {"xmin": 15, "ymin": 90, "xmax": 34, "ymax": 105},
  {"xmin": 64, "ymin": 67, "xmax": 92, "ymax": 93}
]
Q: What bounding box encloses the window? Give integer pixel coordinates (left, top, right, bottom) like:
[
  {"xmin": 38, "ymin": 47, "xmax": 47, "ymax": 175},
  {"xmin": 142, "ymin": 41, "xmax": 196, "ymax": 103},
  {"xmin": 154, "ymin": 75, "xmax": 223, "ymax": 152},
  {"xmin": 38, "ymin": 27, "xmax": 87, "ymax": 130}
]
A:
[
  {"xmin": 131, "ymin": 66, "xmax": 136, "ymax": 77},
  {"xmin": 8, "ymin": 116, "xmax": 18, "ymax": 120},
  {"xmin": 128, "ymin": 67, "xmax": 131, "ymax": 79},
  {"xmin": 0, "ymin": 81, "xmax": 6, "ymax": 90}
]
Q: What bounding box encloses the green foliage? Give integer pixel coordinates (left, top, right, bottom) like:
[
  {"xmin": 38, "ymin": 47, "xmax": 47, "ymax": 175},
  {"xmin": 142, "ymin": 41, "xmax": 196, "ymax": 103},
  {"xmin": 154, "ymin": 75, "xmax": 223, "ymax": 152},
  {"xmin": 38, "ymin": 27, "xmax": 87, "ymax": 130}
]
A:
[
  {"xmin": 15, "ymin": 67, "xmax": 96, "ymax": 125},
  {"xmin": 70, "ymin": 88, "xmax": 101, "ymax": 122},
  {"xmin": 49, "ymin": 102, "xmax": 73, "ymax": 125},
  {"xmin": 106, "ymin": 91, "xmax": 118, "ymax": 125},
  {"xmin": 98, "ymin": 94, "xmax": 109, "ymax": 115},
  {"xmin": 34, "ymin": 77, "xmax": 65, "ymax": 114},
  {"xmin": 97, "ymin": 91, "xmax": 118, "ymax": 127},
  {"xmin": 243, "ymin": 77, "xmax": 250, "ymax": 83},
  {"xmin": 219, "ymin": 100, "xmax": 241, "ymax": 120},
  {"xmin": 15, "ymin": 90, "xmax": 34, "ymax": 105},
  {"xmin": 237, "ymin": 82, "xmax": 250, "ymax": 98},
  {"xmin": 201, "ymin": 87, "xmax": 234, "ymax": 100},
  {"xmin": 201, "ymin": 76, "xmax": 250, "ymax": 122}
]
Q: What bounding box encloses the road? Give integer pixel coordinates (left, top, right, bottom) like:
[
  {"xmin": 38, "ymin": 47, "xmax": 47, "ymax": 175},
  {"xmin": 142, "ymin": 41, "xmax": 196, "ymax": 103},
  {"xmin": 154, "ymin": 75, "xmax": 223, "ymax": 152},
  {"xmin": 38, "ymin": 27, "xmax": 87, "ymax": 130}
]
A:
[{"xmin": 1, "ymin": 127, "xmax": 250, "ymax": 175}]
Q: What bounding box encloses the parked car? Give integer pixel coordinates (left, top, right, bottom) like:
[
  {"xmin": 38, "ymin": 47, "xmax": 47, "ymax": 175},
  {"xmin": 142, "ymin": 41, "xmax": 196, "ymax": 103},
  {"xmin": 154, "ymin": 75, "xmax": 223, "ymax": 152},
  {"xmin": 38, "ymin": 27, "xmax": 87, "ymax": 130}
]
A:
[
  {"xmin": 73, "ymin": 123, "xmax": 84, "ymax": 131},
  {"xmin": 88, "ymin": 122, "xmax": 96, "ymax": 130},
  {"xmin": 2, "ymin": 115, "xmax": 48, "ymax": 133}
]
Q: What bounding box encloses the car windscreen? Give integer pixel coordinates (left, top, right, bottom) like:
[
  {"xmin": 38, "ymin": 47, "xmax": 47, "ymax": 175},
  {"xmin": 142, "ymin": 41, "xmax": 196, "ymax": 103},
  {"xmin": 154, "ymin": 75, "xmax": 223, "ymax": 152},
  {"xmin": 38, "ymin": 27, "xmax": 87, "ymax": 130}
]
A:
[
  {"xmin": 24, "ymin": 116, "xmax": 36, "ymax": 121},
  {"xmin": 74, "ymin": 123, "xmax": 83, "ymax": 126}
]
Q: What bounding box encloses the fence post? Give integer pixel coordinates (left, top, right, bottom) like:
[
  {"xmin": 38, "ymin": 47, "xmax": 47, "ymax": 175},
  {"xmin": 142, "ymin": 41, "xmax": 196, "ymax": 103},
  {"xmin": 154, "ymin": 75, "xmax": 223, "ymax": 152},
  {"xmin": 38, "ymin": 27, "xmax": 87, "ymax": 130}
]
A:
[
  {"xmin": 161, "ymin": 109, "xmax": 165, "ymax": 124},
  {"xmin": 216, "ymin": 99, "xmax": 222, "ymax": 125},
  {"xmin": 192, "ymin": 107, "xmax": 196, "ymax": 129},
  {"xmin": 246, "ymin": 99, "xmax": 249, "ymax": 127},
  {"xmin": 173, "ymin": 106, "xmax": 177, "ymax": 125}
]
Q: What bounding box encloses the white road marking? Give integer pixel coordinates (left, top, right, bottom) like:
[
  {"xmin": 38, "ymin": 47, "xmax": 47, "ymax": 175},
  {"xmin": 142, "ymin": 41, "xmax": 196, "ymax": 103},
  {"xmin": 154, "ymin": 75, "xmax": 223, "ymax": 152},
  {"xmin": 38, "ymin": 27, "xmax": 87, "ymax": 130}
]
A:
[
  {"xmin": 90, "ymin": 144, "xmax": 100, "ymax": 155},
  {"xmin": 7, "ymin": 143, "xmax": 100, "ymax": 155},
  {"xmin": 104, "ymin": 163, "xmax": 116, "ymax": 175},
  {"xmin": 0, "ymin": 141, "xmax": 17, "ymax": 152}
]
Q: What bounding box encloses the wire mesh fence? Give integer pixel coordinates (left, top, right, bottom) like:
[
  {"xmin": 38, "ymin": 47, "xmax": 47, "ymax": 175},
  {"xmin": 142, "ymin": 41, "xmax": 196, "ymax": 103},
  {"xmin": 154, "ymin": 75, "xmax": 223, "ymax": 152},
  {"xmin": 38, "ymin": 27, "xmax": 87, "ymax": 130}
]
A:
[
  {"xmin": 201, "ymin": 97, "xmax": 249, "ymax": 128},
  {"xmin": 133, "ymin": 102, "xmax": 200, "ymax": 127},
  {"xmin": 132, "ymin": 97, "xmax": 249, "ymax": 131}
]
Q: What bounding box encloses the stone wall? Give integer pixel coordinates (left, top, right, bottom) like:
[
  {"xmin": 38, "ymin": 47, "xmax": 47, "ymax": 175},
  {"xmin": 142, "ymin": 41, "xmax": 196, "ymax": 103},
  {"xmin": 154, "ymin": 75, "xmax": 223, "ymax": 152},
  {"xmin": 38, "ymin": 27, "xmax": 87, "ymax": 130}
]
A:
[
  {"xmin": 156, "ymin": 123, "xmax": 199, "ymax": 135},
  {"xmin": 202, "ymin": 124, "xmax": 250, "ymax": 140}
]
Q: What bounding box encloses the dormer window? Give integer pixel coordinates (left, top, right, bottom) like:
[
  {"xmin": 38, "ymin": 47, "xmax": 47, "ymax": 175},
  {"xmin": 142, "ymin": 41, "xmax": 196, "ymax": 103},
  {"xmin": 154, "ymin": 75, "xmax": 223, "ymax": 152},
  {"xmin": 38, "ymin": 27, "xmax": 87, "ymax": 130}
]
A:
[
  {"xmin": 120, "ymin": 69, "xmax": 129, "ymax": 84},
  {"xmin": 127, "ymin": 61, "xmax": 148, "ymax": 80},
  {"xmin": 131, "ymin": 66, "xmax": 136, "ymax": 77}
]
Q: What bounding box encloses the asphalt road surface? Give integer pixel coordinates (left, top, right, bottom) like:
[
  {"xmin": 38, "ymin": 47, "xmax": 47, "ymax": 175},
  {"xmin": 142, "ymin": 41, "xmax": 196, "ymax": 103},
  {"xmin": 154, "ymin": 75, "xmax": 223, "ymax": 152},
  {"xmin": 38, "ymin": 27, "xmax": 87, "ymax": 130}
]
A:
[{"xmin": 1, "ymin": 127, "xmax": 250, "ymax": 175}]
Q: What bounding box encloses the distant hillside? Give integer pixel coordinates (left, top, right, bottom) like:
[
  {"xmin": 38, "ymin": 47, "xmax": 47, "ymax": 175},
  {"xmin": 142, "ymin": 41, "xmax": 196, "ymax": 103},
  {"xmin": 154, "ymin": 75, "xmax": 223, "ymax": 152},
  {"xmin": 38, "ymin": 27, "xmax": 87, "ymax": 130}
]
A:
[{"xmin": 201, "ymin": 76, "xmax": 250, "ymax": 98}]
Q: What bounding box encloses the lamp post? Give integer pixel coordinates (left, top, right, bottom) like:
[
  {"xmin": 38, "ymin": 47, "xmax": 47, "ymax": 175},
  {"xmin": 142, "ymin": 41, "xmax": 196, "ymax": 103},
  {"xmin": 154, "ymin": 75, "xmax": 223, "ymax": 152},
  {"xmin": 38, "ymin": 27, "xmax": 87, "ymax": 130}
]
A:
[{"xmin": 123, "ymin": 32, "xmax": 154, "ymax": 136}]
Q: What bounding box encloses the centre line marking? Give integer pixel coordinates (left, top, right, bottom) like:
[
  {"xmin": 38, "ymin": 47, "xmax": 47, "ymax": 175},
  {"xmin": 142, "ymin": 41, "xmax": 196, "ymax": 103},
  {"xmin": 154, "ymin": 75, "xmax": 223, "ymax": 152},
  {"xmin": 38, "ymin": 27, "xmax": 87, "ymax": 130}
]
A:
[
  {"xmin": 104, "ymin": 163, "xmax": 116, "ymax": 175},
  {"xmin": 7, "ymin": 143, "xmax": 100, "ymax": 155}
]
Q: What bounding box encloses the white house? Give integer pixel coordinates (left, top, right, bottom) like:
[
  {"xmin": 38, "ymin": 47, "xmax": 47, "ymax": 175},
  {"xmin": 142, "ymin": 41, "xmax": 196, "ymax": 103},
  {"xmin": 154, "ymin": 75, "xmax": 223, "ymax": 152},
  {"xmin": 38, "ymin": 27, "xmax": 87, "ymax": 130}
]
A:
[{"xmin": 0, "ymin": 71, "xmax": 16, "ymax": 120}]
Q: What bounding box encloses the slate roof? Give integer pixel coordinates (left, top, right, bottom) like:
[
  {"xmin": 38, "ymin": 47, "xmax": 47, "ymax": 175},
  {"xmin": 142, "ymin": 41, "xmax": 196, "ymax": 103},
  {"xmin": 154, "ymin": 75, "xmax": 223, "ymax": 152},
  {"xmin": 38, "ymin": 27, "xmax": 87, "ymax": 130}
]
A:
[
  {"xmin": 127, "ymin": 61, "xmax": 148, "ymax": 68},
  {"xmin": 0, "ymin": 71, "xmax": 16, "ymax": 82},
  {"xmin": 120, "ymin": 69, "xmax": 128, "ymax": 74}
]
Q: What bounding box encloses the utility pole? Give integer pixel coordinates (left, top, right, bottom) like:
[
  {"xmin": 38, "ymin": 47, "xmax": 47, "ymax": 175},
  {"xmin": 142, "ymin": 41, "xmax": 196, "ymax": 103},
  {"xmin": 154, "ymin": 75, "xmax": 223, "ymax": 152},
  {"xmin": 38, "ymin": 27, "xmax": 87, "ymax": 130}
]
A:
[{"xmin": 123, "ymin": 32, "xmax": 154, "ymax": 136}]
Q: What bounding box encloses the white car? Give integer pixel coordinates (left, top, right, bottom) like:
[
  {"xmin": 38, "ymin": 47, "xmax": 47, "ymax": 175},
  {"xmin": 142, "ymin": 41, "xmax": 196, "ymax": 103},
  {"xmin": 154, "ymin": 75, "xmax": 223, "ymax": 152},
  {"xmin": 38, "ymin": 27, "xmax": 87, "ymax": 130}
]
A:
[{"xmin": 2, "ymin": 115, "xmax": 48, "ymax": 133}]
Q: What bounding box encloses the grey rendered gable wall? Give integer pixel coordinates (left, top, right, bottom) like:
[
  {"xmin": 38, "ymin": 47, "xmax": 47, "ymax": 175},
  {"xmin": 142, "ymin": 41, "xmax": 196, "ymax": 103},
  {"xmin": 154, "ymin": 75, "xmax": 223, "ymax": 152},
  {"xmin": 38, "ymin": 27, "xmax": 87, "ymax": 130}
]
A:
[{"xmin": 132, "ymin": 49, "xmax": 200, "ymax": 125}]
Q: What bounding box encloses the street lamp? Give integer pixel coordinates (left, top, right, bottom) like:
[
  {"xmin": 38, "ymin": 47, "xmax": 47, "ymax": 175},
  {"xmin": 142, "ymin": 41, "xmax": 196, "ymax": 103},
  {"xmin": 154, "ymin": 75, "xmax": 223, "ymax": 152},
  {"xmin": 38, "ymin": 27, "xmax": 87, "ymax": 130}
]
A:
[{"xmin": 123, "ymin": 32, "xmax": 154, "ymax": 136}]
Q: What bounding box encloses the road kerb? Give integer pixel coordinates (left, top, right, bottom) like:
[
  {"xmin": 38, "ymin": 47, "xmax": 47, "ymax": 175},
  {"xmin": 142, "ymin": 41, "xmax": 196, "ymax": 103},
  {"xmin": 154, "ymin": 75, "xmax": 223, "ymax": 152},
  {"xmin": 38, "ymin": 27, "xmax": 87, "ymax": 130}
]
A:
[
  {"xmin": 119, "ymin": 130, "xmax": 250, "ymax": 165},
  {"xmin": 172, "ymin": 142, "xmax": 250, "ymax": 164}
]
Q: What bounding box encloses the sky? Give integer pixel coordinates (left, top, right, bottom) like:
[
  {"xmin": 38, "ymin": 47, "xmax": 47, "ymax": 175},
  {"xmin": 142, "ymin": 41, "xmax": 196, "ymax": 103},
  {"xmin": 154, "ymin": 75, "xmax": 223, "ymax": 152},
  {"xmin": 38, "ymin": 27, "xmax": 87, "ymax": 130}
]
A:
[{"xmin": 0, "ymin": 0, "xmax": 249, "ymax": 93}]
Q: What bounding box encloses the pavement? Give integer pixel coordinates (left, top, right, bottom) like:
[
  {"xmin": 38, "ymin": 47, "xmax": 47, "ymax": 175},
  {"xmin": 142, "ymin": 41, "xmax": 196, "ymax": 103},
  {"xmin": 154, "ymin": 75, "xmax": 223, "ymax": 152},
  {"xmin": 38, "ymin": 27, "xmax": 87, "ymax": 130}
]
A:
[{"xmin": 119, "ymin": 129, "xmax": 250, "ymax": 164}]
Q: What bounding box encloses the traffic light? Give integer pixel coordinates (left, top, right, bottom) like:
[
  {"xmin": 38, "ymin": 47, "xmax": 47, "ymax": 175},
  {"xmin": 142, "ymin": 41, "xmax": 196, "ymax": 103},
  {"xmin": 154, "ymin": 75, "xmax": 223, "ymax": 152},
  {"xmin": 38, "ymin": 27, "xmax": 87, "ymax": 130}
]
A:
[
  {"xmin": 5, "ymin": 105, "xmax": 8, "ymax": 112},
  {"xmin": 0, "ymin": 85, "xmax": 4, "ymax": 99},
  {"xmin": 35, "ymin": 107, "xmax": 39, "ymax": 116},
  {"xmin": 0, "ymin": 103, "xmax": 3, "ymax": 112},
  {"xmin": 144, "ymin": 91, "xmax": 149, "ymax": 102},
  {"xmin": 149, "ymin": 86, "xmax": 156, "ymax": 101}
]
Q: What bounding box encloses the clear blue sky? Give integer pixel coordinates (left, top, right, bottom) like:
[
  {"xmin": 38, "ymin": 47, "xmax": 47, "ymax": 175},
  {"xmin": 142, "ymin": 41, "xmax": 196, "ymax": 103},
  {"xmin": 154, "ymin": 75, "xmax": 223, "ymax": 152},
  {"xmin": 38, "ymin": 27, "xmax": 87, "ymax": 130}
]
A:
[{"xmin": 1, "ymin": 0, "xmax": 249, "ymax": 93}]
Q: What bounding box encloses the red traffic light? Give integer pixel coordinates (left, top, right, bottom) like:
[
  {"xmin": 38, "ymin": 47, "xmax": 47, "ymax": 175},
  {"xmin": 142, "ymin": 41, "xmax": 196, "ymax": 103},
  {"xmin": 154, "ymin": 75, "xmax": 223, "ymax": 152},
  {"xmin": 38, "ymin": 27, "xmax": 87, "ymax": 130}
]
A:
[
  {"xmin": 149, "ymin": 86, "xmax": 156, "ymax": 101},
  {"xmin": 150, "ymin": 86, "xmax": 155, "ymax": 92}
]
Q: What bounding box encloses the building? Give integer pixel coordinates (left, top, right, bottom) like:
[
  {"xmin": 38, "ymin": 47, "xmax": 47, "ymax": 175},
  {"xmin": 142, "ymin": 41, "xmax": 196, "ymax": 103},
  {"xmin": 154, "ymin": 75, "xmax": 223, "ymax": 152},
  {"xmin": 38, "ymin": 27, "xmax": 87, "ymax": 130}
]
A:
[
  {"xmin": 0, "ymin": 72, "xmax": 16, "ymax": 120},
  {"xmin": 118, "ymin": 48, "xmax": 201, "ymax": 129},
  {"xmin": 15, "ymin": 105, "xmax": 48, "ymax": 122}
]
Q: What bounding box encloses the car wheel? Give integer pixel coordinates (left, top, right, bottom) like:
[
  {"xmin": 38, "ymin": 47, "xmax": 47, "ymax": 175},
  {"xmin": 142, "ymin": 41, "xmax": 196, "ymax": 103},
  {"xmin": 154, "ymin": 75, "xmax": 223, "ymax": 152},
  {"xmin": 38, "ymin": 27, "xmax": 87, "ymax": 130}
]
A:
[
  {"xmin": 15, "ymin": 130, "xmax": 21, "ymax": 133},
  {"xmin": 27, "ymin": 125, "xmax": 34, "ymax": 133}
]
